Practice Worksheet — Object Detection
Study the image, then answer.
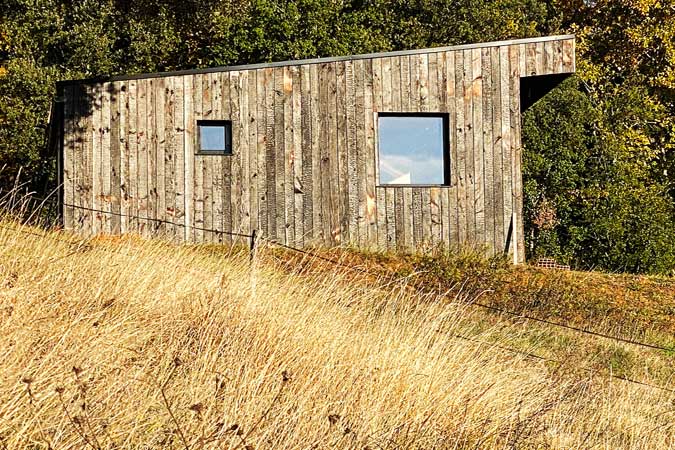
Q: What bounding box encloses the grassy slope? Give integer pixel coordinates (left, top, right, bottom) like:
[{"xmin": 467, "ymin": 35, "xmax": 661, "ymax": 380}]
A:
[{"xmin": 0, "ymin": 223, "xmax": 674, "ymax": 449}]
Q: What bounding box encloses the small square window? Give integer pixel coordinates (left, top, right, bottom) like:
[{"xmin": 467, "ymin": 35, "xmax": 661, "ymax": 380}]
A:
[
  {"xmin": 198, "ymin": 120, "xmax": 232, "ymax": 154},
  {"xmin": 378, "ymin": 113, "xmax": 449, "ymax": 185}
]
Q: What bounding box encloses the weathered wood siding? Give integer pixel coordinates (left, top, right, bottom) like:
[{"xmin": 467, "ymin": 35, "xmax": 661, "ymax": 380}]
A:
[{"xmin": 61, "ymin": 36, "xmax": 575, "ymax": 262}]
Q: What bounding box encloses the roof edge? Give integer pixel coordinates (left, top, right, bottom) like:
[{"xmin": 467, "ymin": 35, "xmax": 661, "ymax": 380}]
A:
[{"xmin": 57, "ymin": 34, "xmax": 575, "ymax": 87}]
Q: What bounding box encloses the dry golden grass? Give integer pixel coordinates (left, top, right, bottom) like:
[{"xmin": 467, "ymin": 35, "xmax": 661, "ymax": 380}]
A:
[{"xmin": 0, "ymin": 220, "xmax": 674, "ymax": 449}]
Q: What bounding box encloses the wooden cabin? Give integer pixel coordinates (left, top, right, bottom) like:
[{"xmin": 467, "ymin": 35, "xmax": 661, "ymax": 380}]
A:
[{"xmin": 55, "ymin": 35, "xmax": 575, "ymax": 262}]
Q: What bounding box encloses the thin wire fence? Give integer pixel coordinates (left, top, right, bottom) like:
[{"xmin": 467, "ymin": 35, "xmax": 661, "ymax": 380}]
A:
[{"xmin": 0, "ymin": 200, "xmax": 673, "ymax": 396}]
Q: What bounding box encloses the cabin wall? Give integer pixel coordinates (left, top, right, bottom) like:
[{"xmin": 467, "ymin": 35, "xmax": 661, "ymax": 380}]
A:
[{"xmin": 61, "ymin": 37, "xmax": 575, "ymax": 261}]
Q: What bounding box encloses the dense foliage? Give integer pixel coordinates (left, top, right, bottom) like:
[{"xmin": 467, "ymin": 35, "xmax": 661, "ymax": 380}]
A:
[{"xmin": 1, "ymin": 0, "xmax": 673, "ymax": 273}]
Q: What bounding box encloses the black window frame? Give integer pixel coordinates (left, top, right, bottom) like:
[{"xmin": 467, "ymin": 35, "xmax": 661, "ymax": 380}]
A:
[
  {"xmin": 196, "ymin": 120, "xmax": 233, "ymax": 155},
  {"xmin": 377, "ymin": 112, "xmax": 451, "ymax": 187}
]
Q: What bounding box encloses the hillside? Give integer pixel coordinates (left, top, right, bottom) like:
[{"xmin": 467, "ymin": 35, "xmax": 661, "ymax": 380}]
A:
[{"xmin": 0, "ymin": 221, "xmax": 674, "ymax": 449}]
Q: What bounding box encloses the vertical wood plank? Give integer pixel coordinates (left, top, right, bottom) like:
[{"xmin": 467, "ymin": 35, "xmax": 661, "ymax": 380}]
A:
[
  {"xmin": 491, "ymin": 47, "xmax": 505, "ymax": 255},
  {"xmin": 114, "ymin": 82, "xmax": 125, "ymax": 234},
  {"xmin": 500, "ymin": 46, "xmax": 513, "ymax": 257},
  {"xmin": 183, "ymin": 76, "xmax": 195, "ymax": 241},
  {"xmin": 101, "ymin": 85, "xmax": 112, "ymax": 234},
  {"xmin": 155, "ymin": 78, "xmax": 166, "ymax": 238},
  {"xmin": 192, "ymin": 76, "xmax": 204, "ymax": 242},
  {"xmin": 418, "ymin": 54, "xmax": 429, "ymax": 112},
  {"xmin": 472, "ymin": 47, "xmax": 485, "ymax": 251},
  {"xmin": 240, "ymin": 70, "xmax": 251, "ymax": 239},
  {"xmin": 482, "ymin": 48, "xmax": 495, "ymax": 256},
  {"xmin": 544, "ymin": 40, "xmax": 555, "ymax": 74},
  {"xmin": 231, "ymin": 71, "xmax": 244, "ymax": 242},
  {"xmin": 364, "ymin": 59, "xmax": 377, "ymax": 246},
  {"xmin": 264, "ymin": 68, "xmax": 277, "ymax": 240},
  {"xmin": 90, "ymin": 84, "xmax": 101, "ymax": 234},
  {"xmin": 412, "ymin": 188, "xmax": 423, "ymax": 247},
  {"xmin": 427, "ymin": 52, "xmax": 438, "ymax": 112},
  {"xmin": 210, "ymin": 72, "xmax": 224, "ymax": 242},
  {"xmin": 164, "ymin": 77, "xmax": 176, "ymax": 238},
  {"xmin": 257, "ymin": 68, "xmax": 270, "ymax": 241},
  {"xmin": 336, "ymin": 61, "xmax": 348, "ymax": 245},
  {"xmin": 127, "ymin": 80, "xmax": 138, "ymax": 234},
  {"xmin": 221, "ymin": 72, "xmax": 233, "ymax": 244},
  {"xmin": 371, "ymin": 58, "xmax": 385, "ymax": 249},
  {"xmin": 526, "ymin": 43, "xmax": 537, "ymax": 76},
  {"xmin": 327, "ymin": 62, "xmax": 340, "ymax": 245},
  {"xmin": 454, "ymin": 51, "xmax": 467, "ymax": 246},
  {"xmin": 354, "ymin": 59, "xmax": 367, "ymax": 246},
  {"xmin": 272, "ymin": 67, "xmax": 285, "ymax": 242},
  {"xmin": 300, "ymin": 66, "xmax": 313, "ymax": 243},
  {"xmin": 172, "ymin": 77, "xmax": 185, "ymax": 240},
  {"xmin": 147, "ymin": 79, "xmax": 158, "ymax": 237},
  {"xmin": 310, "ymin": 64, "xmax": 322, "ymax": 242},
  {"xmin": 510, "ymin": 45, "xmax": 525, "ymax": 263},
  {"xmin": 248, "ymin": 70, "xmax": 259, "ymax": 239},
  {"xmin": 535, "ymin": 42, "xmax": 545, "ymax": 75},
  {"xmin": 137, "ymin": 79, "xmax": 149, "ymax": 236},
  {"xmin": 519, "ymin": 43, "xmax": 527, "ymax": 78},
  {"xmin": 345, "ymin": 60, "xmax": 359, "ymax": 245},
  {"xmin": 463, "ymin": 49, "xmax": 475, "ymax": 246},
  {"xmin": 395, "ymin": 188, "xmax": 405, "ymax": 251},
  {"xmin": 282, "ymin": 66, "xmax": 294, "ymax": 245},
  {"xmin": 378, "ymin": 58, "xmax": 391, "ymax": 249},
  {"xmin": 291, "ymin": 66, "xmax": 303, "ymax": 246},
  {"xmin": 200, "ymin": 74, "xmax": 212, "ymax": 242},
  {"xmin": 78, "ymin": 85, "xmax": 92, "ymax": 234},
  {"xmin": 63, "ymin": 86, "xmax": 74, "ymax": 229},
  {"xmin": 385, "ymin": 188, "xmax": 396, "ymax": 249},
  {"xmin": 318, "ymin": 63, "xmax": 331, "ymax": 245},
  {"xmin": 421, "ymin": 188, "xmax": 432, "ymax": 246},
  {"xmin": 563, "ymin": 39, "xmax": 575, "ymax": 72},
  {"xmin": 430, "ymin": 187, "xmax": 441, "ymax": 247},
  {"xmin": 554, "ymin": 40, "xmax": 564, "ymax": 73},
  {"xmin": 409, "ymin": 54, "xmax": 420, "ymax": 112},
  {"xmin": 404, "ymin": 187, "xmax": 413, "ymax": 251},
  {"xmin": 446, "ymin": 51, "xmax": 458, "ymax": 249},
  {"xmin": 391, "ymin": 56, "xmax": 402, "ymax": 111},
  {"xmin": 400, "ymin": 55, "xmax": 411, "ymax": 112}
]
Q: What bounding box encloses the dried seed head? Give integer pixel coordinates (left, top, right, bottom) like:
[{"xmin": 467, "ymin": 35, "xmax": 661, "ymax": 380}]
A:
[
  {"xmin": 228, "ymin": 424, "xmax": 239, "ymax": 432},
  {"xmin": 72, "ymin": 366, "xmax": 83, "ymax": 376},
  {"xmin": 55, "ymin": 386, "xmax": 65, "ymax": 394},
  {"xmin": 281, "ymin": 370, "xmax": 290, "ymax": 383},
  {"xmin": 72, "ymin": 415, "xmax": 83, "ymax": 425},
  {"xmin": 21, "ymin": 376, "xmax": 34, "ymax": 385},
  {"xmin": 328, "ymin": 414, "xmax": 340, "ymax": 426},
  {"xmin": 173, "ymin": 357, "xmax": 182, "ymax": 367},
  {"xmin": 189, "ymin": 403, "xmax": 204, "ymax": 414}
]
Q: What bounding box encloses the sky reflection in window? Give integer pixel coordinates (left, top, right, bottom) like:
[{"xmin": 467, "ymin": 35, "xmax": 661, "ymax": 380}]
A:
[
  {"xmin": 378, "ymin": 115, "xmax": 446, "ymax": 185},
  {"xmin": 199, "ymin": 122, "xmax": 231, "ymax": 153}
]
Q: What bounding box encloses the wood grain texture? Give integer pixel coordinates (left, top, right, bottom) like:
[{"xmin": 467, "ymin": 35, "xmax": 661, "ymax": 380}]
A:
[
  {"xmin": 282, "ymin": 66, "xmax": 294, "ymax": 245},
  {"xmin": 336, "ymin": 61, "xmax": 348, "ymax": 244},
  {"xmin": 291, "ymin": 66, "xmax": 303, "ymax": 246},
  {"xmin": 210, "ymin": 73, "xmax": 224, "ymax": 242},
  {"xmin": 221, "ymin": 71, "xmax": 233, "ymax": 244},
  {"xmin": 472, "ymin": 47, "xmax": 484, "ymax": 249},
  {"xmin": 154, "ymin": 78, "xmax": 166, "ymax": 238},
  {"xmin": 248, "ymin": 70, "xmax": 259, "ymax": 238},
  {"xmin": 63, "ymin": 37, "xmax": 575, "ymax": 259},
  {"xmin": 300, "ymin": 66, "xmax": 313, "ymax": 242},
  {"xmin": 163, "ymin": 77, "xmax": 176, "ymax": 238},
  {"xmin": 90, "ymin": 84, "xmax": 101, "ymax": 234},
  {"xmin": 500, "ymin": 46, "xmax": 513, "ymax": 257},
  {"xmin": 491, "ymin": 47, "xmax": 504, "ymax": 255},
  {"xmin": 455, "ymin": 50, "xmax": 467, "ymax": 245},
  {"xmin": 481, "ymin": 49, "xmax": 495, "ymax": 256}
]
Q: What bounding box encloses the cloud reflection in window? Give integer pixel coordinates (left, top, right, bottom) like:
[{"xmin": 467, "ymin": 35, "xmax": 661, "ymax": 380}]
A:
[{"xmin": 378, "ymin": 115, "xmax": 446, "ymax": 185}]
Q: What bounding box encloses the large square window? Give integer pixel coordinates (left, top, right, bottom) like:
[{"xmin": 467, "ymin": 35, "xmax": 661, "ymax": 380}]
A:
[
  {"xmin": 198, "ymin": 120, "xmax": 232, "ymax": 154},
  {"xmin": 378, "ymin": 113, "xmax": 449, "ymax": 185}
]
